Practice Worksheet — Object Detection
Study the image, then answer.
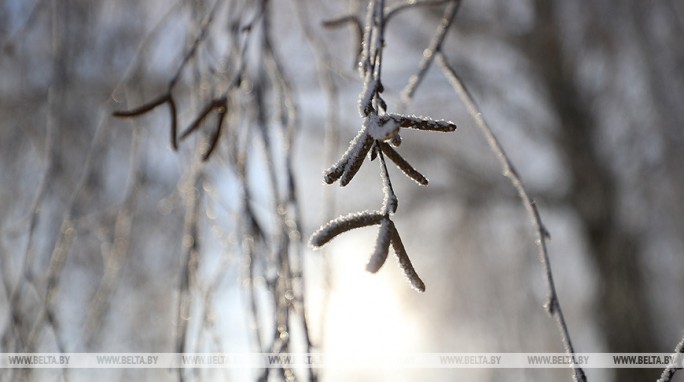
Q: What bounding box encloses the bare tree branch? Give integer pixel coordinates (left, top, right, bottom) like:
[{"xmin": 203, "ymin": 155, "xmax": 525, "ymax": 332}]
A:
[
  {"xmin": 436, "ymin": 52, "xmax": 586, "ymax": 382},
  {"xmin": 400, "ymin": 0, "xmax": 461, "ymax": 107},
  {"xmin": 385, "ymin": 0, "xmax": 453, "ymax": 22},
  {"xmin": 658, "ymin": 334, "xmax": 684, "ymax": 382},
  {"xmin": 313, "ymin": 0, "xmax": 457, "ymax": 293}
]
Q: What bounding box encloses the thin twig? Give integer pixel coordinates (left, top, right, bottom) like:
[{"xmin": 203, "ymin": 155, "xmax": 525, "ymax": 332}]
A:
[
  {"xmin": 658, "ymin": 334, "xmax": 684, "ymax": 382},
  {"xmin": 400, "ymin": 0, "xmax": 461, "ymax": 108},
  {"xmin": 0, "ymin": 0, "xmax": 48, "ymax": 61},
  {"xmin": 294, "ymin": 0, "xmax": 345, "ymax": 364},
  {"xmin": 313, "ymin": 0, "xmax": 458, "ymax": 294},
  {"xmin": 84, "ymin": 125, "xmax": 142, "ymax": 347},
  {"xmin": 385, "ymin": 0, "xmax": 453, "ymax": 22},
  {"xmin": 436, "ymin": 52, "xmax": 586, "ymax": 382},
  {"xmin": 169, "ymin": 0, "xmax": 222, "ymax": 89},
  {"xmin": 378, "ymin": 142, "xmax": 428, "ymax": 185},
  {"xmin": 176, "ymin": 165, "xmax": 203, "ymax": 382},
  {"xmin": 377, "ymin": 145, "xmax": 398, "ymax": 214},
  {"xmin": 112, "ymin": 0, "xmax": 222, "ymax": 152}
]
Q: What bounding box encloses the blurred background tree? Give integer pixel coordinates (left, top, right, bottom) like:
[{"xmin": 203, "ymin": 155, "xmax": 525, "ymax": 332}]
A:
[{"xmin": 1, "ymin": 1, "xmax": 682, "ymax": 381}]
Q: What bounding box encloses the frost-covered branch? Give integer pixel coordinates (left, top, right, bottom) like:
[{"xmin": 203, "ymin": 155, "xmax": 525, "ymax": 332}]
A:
[
  {"xmin": 311, "ymin": 0, "xmax": 457, "ymax": 292},
  {"xmin": 400, "ymin": 0, "xmax": 461, "ymax": 107},
  {"xmin": 658, "ymin": 334, "xmax": 684, "ymax": 382},
  {"xmin": 436, "ymin": 51, "xmax": 586, "ymax": 382}
]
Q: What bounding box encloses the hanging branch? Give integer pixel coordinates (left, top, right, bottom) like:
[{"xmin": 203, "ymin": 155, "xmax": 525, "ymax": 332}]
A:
[
  {"xmin": 658, "ymin": 334, "xmax": 684, "ymax": 382},
  {"xmin": 399, "ymin": 0, "xmax": 461, "ymax": 107},
  {"xmin": 110, "ymin": 3, "xmax": 316, "ymax": 381},
  {"xmin": 385, "ymin": 0, "xmax": 453, "ymax": 21},
  {"xmin": 311, "ymin": 0, "xmax": 458, "ymax": 292},
  {"xmin": 312, "ymin": 5, "xmax": 587, "ymax": 378},
  {"xmin": 295, "ymin": 0, "xmax": 348, "ymax": 356},
  {"xmin": 112, "ymin": 0, "xmax": 223, "ymax": 155},
  {"xmin": 179, "ymin": 96, "xmax": 228, "ymax": 161},
  {"xmin": 369, "ymin": 1, "xmax": 586, "ymax": 377},
  {"xmin": 436, "ymin": 52, "xmax": 586, "ymax": 382},
  {"xmin": 322, "ymin": 15, "xmax": 363, "ymax": 68}
]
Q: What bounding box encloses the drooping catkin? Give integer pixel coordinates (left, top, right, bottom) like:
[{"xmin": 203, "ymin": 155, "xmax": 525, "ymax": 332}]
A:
[
  {"xmin": 383, "ymin": 113, "xmax": 457, "ymax": 132},
  {"xmin": 379, "ymin": 142, "xmax": 428, "ymax": 185},
  {"xmin": 309, "ymin": 211, "xmax": 384, "ymax": 248},
  {"xmin": 389, "ymin": 221, "xmax": 425, "ymax": 292},
  {"xmin": 340, "ymin": 133, "xmax": 374, "ymax": 186},
  {"xmin": 324, "ymin": 161, "xmax": 347, "ymax": 185},
  {"xmin": 323, "ymin": 128, "xmax": 368, "ymax": 184},
  {"xmin": 366, "ymin": 218, "xmax": 392, "ymax": 273}
]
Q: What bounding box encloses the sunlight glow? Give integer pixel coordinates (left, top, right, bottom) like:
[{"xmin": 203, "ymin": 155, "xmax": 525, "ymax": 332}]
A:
[{"xmin": 323, "ymin": 234, "xmax": 423, "ymax": 354}]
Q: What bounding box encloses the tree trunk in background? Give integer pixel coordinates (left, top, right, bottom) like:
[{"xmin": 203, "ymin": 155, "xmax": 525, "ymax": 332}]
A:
[{"xmin": 529, "ymin": 1, "xmax": 659, "ymax": 380}]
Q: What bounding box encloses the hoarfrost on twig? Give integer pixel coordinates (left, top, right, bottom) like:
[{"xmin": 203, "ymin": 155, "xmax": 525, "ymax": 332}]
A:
[{"xmin": 313, "ymin": 0, "xmax": 459, "ymax": 293}]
